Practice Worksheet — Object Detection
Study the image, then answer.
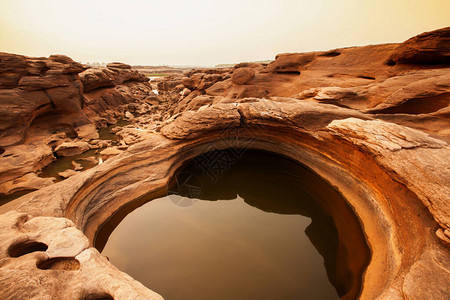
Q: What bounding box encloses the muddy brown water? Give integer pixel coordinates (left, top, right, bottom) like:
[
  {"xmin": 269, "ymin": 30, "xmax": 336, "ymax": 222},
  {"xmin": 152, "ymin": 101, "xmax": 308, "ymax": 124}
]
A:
[
  {"xmin": 0, "ymin": 120, "xmax": 131, "ymax": 205},
  {"xmin": 96, "ymin": 149, "xmax": 371, "ymax": 300},
  {"xmin": 40, "ymin": 119, "xmax": 131, "ymax": 181}
]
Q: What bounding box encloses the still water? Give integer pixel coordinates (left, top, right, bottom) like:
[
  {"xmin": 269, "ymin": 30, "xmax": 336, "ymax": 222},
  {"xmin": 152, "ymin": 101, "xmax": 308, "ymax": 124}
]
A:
[{"xmin": 97, "ymin": 150, "xmax": 370, "ymax": 300}]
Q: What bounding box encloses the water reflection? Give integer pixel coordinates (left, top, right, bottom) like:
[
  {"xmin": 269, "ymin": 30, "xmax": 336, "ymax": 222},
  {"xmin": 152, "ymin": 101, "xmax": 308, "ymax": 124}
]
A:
[{"xmin": 96, "ymin": 150, "xmax": 370, "ymax": 300}]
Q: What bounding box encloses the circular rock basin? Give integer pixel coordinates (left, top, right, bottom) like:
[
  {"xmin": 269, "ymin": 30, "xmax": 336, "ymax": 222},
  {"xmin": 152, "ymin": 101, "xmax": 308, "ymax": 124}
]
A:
[{"xmin": 95, "ymin": 150, "xmax": 371, "ymax": 300}]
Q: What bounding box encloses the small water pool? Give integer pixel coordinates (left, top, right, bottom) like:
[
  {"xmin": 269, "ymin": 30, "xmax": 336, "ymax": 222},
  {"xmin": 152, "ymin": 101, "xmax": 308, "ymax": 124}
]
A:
[{"xmin": 96, "ymin": 149, "xmax": 370, "ymax": 299}]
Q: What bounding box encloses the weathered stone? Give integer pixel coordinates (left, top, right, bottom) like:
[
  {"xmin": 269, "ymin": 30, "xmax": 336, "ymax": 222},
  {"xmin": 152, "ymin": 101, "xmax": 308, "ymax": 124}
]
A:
[
  {"xmin": 2, "ymin": 97, "xmax": 448, "ymax": 299},
  {"xmin": 0, "ymin": 144, "xmax": 55, "ymax": 194},
  {"xmin": 107, "ymin": 62, "xmax": 132, "ymax": 69},
  {"xmin": 387, "ymin": 26, "xmax": 450, "ymax": 65},
  {"xmin": 55, "ymin": 142, "xmax": 90, "ymax": 157},
  {"xmin": 231, "ymin": 67, "xmax": 255, "ymax": 85},
  {"xmin": 265, "ymin": 53, "xmax": 315, "ymax": 73},
  {"xmin": 0, "ymin": 211, "xmax": 163, "ymax": 300},
  {"xmin": 71, "ymin": 161, "xmax": 83, "ymax": 171},
  {"xmin": 0, "ymin": 173, "xmax": 54, "ymax": 195},
  {"xmin": 0, "ymin": 27, "xmax": 449, "ymax": 300},
  {"xmin": 79, "ymin": 67, "xmax": 116, "ymax": 91},
  {"xmin": 100, "ymin": 146, "xmax": 123, "ymax": 160},
  {"xmin": 125, "ymin": 111, "xmax": 134, "ymax": 120},
  {"xmin": 58, "ymin": 169, "xmax": 78, "ymax": 179}
]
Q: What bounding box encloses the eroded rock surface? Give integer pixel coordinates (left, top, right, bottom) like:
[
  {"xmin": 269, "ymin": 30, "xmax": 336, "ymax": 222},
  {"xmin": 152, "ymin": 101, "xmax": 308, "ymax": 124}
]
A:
[
  {"xmin": 0, "ymin": 53, "xmax": 160, "ymax": 195},
  {"xmin": 155, "ymin": 28, "xmax": 449, "ymax": 144},
  {"xmin": 0, "ymin": 211, "xmax": 163, "ymax": 300},
  {"xmin": 387, "ymin": 26, "xmax": 450, "ymax": 65},
  {"xmin": 0, "ymin": 27, "xmax": 449, "ymax": 299}
]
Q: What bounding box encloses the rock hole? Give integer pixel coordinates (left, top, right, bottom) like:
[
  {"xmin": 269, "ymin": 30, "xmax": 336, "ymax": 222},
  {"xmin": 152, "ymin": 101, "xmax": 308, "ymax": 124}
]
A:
[
  {"xmin": 370, "ymin": 93, "xmax": 450, "ymax": 115},
  {"xmin": 40, "ymin": 66, "xmax": 50, "ymax": 75},
  {"xmin": 279, "ymin": 71, "xmax": 301, "ymax": 75},
  {"xmin": 0, "ymin": 147, "xmax": 4, "ymax": 155},
  {"xmin": 358, "ymin": 75, "xmax": 375, "ymax": 80},
  {"xmin": 319, "ymin": 50, "xmax": 341, "ymax": 57},
  {"xmin": 81, "ymin": 293, "xmax": 114, "ymax": 300},
  {"xmin": 385, "ymin": 58, "xmax": 396, "ymax": 66},
  {"xmin": 8, "ymin": 241, "xmax": 48, "ymax": 257},
  {"xmin": 37, "ymin": 257, "xmax": 80, "ymax": 271}
]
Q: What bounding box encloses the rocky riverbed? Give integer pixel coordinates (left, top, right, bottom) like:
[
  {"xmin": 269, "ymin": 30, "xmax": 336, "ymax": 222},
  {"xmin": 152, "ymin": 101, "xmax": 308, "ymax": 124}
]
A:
[{"xmin": 0, "ymin": 27, "xmax": 449, "ymax": 299}]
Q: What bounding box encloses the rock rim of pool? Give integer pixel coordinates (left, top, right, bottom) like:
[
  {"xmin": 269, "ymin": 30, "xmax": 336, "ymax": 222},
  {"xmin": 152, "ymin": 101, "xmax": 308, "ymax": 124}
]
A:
[{"xmin": 0, "ymin": 98, "xmax": 449, "ymax": 299}]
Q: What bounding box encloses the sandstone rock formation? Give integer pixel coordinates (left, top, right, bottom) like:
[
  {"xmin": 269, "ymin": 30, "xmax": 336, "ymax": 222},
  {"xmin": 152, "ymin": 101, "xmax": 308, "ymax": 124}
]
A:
[
  {"xmin": 1, "ymin": 97, "xmax": 449, "ymax": 299},
  {"xmin": 0, "ymin": 53, "xmax": 87, "ymax": 146},
  {"xmin": 387, "ymin": 26, "xmax": 450, "ymax": 65},
  {"xmin": 155, "ymin": 28, "xmax": 449, "ymax": 143},
  {"xmin": 0, "ymin": 211, "xmax": 163, "ymax": 299},
  {"xmin": 231, "ymin": 67, "xmax": 255, "ymax": 85},
  {"xmin": 0, "ymin": 27, "xmax": 449, "ymax": 300},
  {"xmin": 0, "ymin": 53, "xmax": 160, "ymax": 196}
]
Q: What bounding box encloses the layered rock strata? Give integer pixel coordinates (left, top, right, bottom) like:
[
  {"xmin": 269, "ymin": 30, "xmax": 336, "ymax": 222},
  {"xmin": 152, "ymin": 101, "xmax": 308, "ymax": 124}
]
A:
[
  {"xmin": 0, "ymin": 27, "xmax": 449, "ymax": 299},
  {"xmin": 0, "ymin": 53, "xmax": 159, "ymax": 196}
]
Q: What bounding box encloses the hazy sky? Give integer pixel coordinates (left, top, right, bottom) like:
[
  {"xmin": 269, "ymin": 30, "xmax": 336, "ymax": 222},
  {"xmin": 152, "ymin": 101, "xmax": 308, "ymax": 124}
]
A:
[{"xmin": 1, "ymin": 0, "xmax": 449, "ymax": 66}]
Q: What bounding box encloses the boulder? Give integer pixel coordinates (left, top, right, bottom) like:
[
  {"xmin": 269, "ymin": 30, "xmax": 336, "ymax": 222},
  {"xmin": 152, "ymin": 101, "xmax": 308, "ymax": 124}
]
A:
[
  {"xmin": 314, "ymin": 87, "xmax": 366, "ymax": 102},
  {"xmin": 125, "ymin": 111, "xmax": 134, "ymax": 120},
  {"xmin": 45, "ymin": 55, "xmax": 85, "ymax": 74},
  {"xmin": 55, "ymin": 142, "xmax": 90, "ymax": 157},
  {"xmin": 234, "ymin": 62, "xmax": 264, "ymax": 69},
  {"xmin": 231, "ymin": 67, "xmax": 255, "ymax": 85},
  {"xmin": 265, "ymin": 53, "xmax": 315, "ymax": 73},
  {"xmin": 100, "ymin": 146, "xmax": 123, "ymax": 160},
  {"xmin": 0, "ymin": 52, "xmax": 30, "ymax": 88},
  {"xmin": 180, "ymin": 87, "xmax": 191, "ymax": 97},
  {"xmin": 72, "ymin": 161, "xmax": 83, "ymax": 171},
  {"xmin": 182, "ymin": 76, "xmax": 197, "ymax": 90},
  {"xmin": 0, "ymin": 143, "xmax": 55, "ymax": 191},
  {"xmin": 0, "ymin": 212, "xmax": 164, "ymax": 299},
  {"xmin": 79, "ymin": 67, "xmax": 149, "ymax": 93},
  {"xmin": 157, "ymin": 77, "xmax": 183, "ymax": 92},
  {"xmin": 58, "ymin": 169, "xmax": 78, "ymax": 179},
  {"xmin": 79, "ymin": 67, "xmax": 116, "ymax": 92},
  {"xmin": 107, "ymin": 62, "xmax": 132, "ymax": 69},
  {"xmin": 0, "ymin": 53, "xmax": 90, "ymax": 146}
]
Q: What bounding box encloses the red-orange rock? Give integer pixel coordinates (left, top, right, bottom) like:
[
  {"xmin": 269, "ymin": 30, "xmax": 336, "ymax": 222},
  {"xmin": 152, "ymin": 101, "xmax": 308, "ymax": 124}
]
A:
[
  {"xmin": 0, "ymin": 52, "xmax": 29, "ymax": 88},
  {"xmin": 182, "ymin": 73, "xmax": 223, "ymax": 91},
  {"xmin": 234, "ymin": 62, "xmax": 264, "ymax": 69},
  {"xmin": 231, "ymin": 67, "xmax": 255, "ymax": 85},
  {"xmin": 265, "ymin": 53, "xmax": 315, "ymax": 73},
  {"xmin": 107, "ymin": 62, "xmax": 132, "ymax": 69},
  {"xmin": 79, "ymin": 67, "xmax": 149, "ymax": 92},
  {"xmin": 0, "ymin": 28, "xmax": 449, "ymax": 300},
  {"xmin": 79, "ymin": 67, "xmax": 116, "ymax": 92},
  {"xmin": 387, "ymin": 26, "xmax": 450, "ymax": 65}
]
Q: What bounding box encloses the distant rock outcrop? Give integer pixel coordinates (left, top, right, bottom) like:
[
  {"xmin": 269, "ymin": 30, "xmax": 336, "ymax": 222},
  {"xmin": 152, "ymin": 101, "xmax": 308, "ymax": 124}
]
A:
[
  {"xmin": 265, "ymin": 52, "xmax": 315, "ymax": 73},
  {"xmin": 231, "ymin": 67, "xmax": 255, "ymax": 85},
  {"xmin": 158, "ymin": 27, "xmax": 449, "ymax": 142},
  {"xmin": 107, "ymin": 62, "xmax": 132, "ymax": 69},
  {"xmin": 387, "ymin": 26, "xmax": 450, "ymax": 65}
]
